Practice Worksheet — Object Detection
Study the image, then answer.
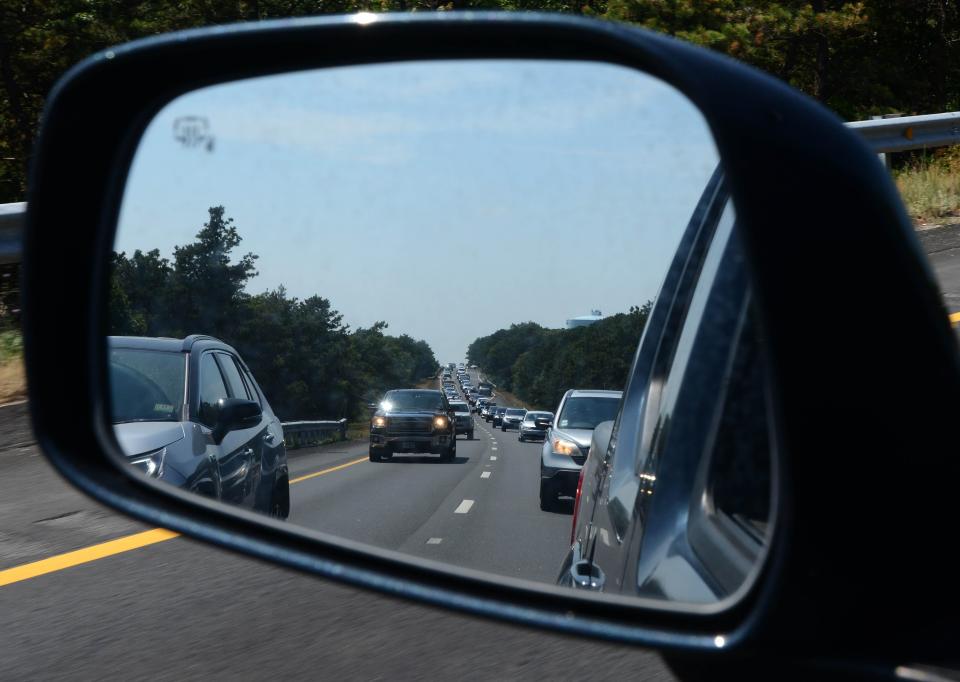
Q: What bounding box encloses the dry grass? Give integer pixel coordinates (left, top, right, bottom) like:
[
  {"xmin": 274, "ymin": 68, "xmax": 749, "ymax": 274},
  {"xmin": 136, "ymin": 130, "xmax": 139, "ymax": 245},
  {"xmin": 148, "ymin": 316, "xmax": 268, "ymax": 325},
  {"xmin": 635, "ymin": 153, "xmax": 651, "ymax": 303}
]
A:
[
  {"xmin": 0, "ymin": 358, "xmax": 26, "ymax": 404},
  {"xmin": 895, "ymin": 150, "xmax": 960, "ymax": 225}
]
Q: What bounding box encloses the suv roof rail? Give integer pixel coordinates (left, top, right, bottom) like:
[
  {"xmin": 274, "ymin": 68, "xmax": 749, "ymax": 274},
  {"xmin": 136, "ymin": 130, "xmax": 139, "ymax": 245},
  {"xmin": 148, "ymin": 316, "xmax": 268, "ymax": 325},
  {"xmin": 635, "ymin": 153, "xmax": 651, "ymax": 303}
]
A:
[{"xmin": 181, "ymin": 334, "xmax": 224, "ymax": 351}]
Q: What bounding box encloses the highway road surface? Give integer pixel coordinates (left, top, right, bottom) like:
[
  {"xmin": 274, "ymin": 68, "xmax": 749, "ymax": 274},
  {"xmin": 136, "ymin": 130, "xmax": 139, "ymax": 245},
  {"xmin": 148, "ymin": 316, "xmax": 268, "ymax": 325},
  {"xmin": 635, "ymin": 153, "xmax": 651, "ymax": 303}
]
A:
[
  {"xmin": 0, "ymin": 371, "xmax": 675, "ymax": 680},
  {"xmin": 1, "ymin": 226, "xmax": 959, "ymax": 679}
]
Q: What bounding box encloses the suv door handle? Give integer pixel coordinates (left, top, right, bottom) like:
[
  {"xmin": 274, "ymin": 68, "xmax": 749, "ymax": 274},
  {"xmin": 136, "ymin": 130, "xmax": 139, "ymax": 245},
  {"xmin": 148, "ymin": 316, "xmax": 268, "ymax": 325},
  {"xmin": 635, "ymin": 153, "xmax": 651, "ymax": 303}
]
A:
[
  {"xmin": 569, "ymin": 560, "xmax": 605, "ymax": 591},
  {"xmin": 242, "ymin": 448, "xmax": 255, "ymax": 457},
  {"xmin": 263, "ymin": 432, "xmax": 275, "ymax": 444}
]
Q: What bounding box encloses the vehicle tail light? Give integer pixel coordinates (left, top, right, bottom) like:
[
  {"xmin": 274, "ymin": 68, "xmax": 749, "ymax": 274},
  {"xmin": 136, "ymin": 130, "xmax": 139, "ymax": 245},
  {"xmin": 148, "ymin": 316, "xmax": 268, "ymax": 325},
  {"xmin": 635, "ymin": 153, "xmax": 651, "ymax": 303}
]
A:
[{"xmin": 571, "ymin": 466, "xmax": 586, "ymax": 544}]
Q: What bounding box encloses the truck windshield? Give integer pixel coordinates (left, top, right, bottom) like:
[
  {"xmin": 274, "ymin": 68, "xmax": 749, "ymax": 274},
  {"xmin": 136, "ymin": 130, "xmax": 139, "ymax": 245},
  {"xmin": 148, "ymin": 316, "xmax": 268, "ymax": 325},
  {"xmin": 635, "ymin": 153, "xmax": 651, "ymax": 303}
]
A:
[{"xmin": 382, "ymin": 391, "xmax": 445, "ymax": 411}]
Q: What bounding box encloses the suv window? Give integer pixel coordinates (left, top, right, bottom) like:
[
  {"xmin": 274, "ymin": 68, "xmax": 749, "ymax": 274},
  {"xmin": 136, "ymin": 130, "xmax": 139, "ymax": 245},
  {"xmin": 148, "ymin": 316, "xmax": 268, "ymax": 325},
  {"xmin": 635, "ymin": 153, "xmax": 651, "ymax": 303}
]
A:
[
  {"xmin": 198, "ymin": 353, "xmax": 230, "ymax": 427},
  {"xmin": 216, "ymin": 353, "xmax": 251, "ymax": 400}
]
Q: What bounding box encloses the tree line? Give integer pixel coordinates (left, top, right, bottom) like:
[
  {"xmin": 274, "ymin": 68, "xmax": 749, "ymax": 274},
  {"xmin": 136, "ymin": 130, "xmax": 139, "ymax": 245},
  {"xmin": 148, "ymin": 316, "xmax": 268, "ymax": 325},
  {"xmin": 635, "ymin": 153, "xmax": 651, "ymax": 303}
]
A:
[
  {"xmin": 110, "ymin": 206, "xmax": 437, "ymax": 421},
  {"xmin": 466, "ymin": 303, "xmax": 651, "ymax": 410}
]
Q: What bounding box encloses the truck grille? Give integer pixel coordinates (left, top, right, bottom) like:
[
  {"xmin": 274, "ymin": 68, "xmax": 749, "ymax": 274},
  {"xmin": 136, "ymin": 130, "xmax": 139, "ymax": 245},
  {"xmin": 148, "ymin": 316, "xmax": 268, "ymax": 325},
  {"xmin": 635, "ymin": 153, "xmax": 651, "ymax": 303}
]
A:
[{"xmin": 388, "ymin": 416, "xmax": 433, "ymax": 435}]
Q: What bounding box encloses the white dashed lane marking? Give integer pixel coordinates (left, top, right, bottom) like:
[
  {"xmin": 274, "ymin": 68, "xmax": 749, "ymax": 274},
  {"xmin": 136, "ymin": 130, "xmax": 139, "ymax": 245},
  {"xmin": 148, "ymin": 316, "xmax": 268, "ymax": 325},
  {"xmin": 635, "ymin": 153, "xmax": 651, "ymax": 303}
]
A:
[
  {"xmin": 481, "ymin": 471, "xmax": 491, "ymax": 479},
  {"xmin": 454, "ymin": 499, "xmax": 475, "ymax": 514},
  {"xmin": 427, "ymin": 537, "xmax": 443, "ymax": 545},
  {"xmin": 490, "ymin": 456, "xmax": 497, "ymax": 461}
]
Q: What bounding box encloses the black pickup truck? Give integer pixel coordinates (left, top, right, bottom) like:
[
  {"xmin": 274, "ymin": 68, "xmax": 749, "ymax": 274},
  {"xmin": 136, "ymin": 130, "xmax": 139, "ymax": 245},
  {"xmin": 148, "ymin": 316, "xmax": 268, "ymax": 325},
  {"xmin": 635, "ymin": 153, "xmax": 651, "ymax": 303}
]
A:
[{"xmin": 368, "ymin": 389, "xmax": 457, "ymax": 462}]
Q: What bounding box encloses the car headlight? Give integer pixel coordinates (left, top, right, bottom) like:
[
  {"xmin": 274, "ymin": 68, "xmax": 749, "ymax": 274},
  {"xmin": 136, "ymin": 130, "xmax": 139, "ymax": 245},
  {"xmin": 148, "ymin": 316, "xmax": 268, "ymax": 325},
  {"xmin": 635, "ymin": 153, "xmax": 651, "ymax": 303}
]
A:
[
  {"xmin": 130, "ymin": 447, "xmax": 166, "ymax": 478},
  {"xmin": 372, "ymin": 416, "xmax": 387, "ymax": 428},
  {"xmin": 552, "ymin": 437, "xmax": 580, "ymax": 456},
  {"xmin": 433, "ymin": 416, "xmax": 449, "ymax": 430}
]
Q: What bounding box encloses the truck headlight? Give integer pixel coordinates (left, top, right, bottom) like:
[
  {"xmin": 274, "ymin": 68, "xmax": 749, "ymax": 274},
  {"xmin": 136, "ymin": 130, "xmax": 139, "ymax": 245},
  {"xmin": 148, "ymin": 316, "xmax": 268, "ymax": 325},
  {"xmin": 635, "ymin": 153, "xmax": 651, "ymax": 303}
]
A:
[
  {"xmin": 433, "ymin": 416, "xmax": 449, "ymax": 430},
  {"xmin": 372, "ymin": 416, "xmax": 387, "ymax": 428}
]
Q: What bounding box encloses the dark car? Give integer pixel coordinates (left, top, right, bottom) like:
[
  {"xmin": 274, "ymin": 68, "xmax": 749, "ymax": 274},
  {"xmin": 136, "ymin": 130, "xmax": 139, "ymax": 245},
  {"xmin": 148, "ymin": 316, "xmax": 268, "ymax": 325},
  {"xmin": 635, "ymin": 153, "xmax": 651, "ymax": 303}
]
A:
[
  {"xmin": 518, "ymin": 411, "xmax": 553, "ymax": 442},
  {"xmin": 491, "ymin": 406, "xmax": 508, "ymax": 427},
  {"xmin": 500, "ymin": 407, "xmax": 526, "ymax": 431},
  {"xmin": 109, "ymin": 335, "xmax": 289, "ymax": 518},
  {"xmin": 448, "ymin": 400, "xmax": 474, "ymax": 440},
  {"xmin": 539, "ymin": 389, "xmax": 622, "ymax": 511},
  {"xmin": 369, "ymin": 389, "xmax": 456, "ymax": 462}
]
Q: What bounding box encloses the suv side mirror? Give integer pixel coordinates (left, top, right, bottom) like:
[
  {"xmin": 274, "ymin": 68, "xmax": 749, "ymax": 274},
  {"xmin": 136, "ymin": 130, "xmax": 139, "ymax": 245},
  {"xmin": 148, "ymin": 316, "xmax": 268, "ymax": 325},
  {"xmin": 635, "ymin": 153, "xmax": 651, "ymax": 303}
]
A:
[{"xmin": 211, "ymin": 398, "xmax": 262, "ymax": 445}]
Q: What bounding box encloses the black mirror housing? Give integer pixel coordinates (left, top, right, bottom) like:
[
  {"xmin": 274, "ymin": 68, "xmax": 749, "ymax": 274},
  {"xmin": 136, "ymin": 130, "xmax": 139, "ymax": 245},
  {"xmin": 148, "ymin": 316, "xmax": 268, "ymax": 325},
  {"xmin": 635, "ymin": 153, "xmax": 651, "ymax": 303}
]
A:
[{"xmin": 211, "ymin": 398, "xmax": 262, "ymax": 445}]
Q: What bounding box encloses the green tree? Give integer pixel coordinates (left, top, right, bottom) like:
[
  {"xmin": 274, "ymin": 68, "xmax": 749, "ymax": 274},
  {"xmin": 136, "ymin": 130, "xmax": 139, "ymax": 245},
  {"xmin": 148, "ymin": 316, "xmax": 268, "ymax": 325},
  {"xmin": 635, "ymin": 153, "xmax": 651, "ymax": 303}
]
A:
[{"xmin": 164, "ymin": 205, "xmax": 258, "ymax": 339}]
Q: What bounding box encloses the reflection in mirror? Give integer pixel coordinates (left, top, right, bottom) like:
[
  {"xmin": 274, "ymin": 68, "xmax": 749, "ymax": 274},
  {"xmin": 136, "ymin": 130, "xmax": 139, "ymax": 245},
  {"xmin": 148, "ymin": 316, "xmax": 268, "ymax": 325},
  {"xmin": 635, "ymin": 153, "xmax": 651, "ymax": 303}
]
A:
[{"xmin": 111, "ymin": 59, "xmax": 772, "ymax": 607}]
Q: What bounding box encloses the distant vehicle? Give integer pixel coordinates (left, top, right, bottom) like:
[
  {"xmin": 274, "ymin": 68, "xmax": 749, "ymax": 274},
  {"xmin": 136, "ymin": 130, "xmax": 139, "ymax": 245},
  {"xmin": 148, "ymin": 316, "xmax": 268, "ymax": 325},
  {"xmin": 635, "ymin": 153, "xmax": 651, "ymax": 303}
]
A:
[
  {"xmin": 477, "ymin": 386, "xmax": 493, "ymax": 398},
  {"xmin": 109, "ymin": 335, "xmax": 289, "ymax": 518},
  {"xmin": 481, "ymin": 402, "xmax": 498, "ymax": 420},
  {"xmin": 475, "ymin": 397, "xmax": 490, "ymax": 413},
  {"xmin": 539, "ymin": 389, "xmax": 622, "ymax": 511},
  {"xmin": 492, "ymin": 406, "xmax": 508, "ymax": 427},
  {"xmin": 467, "ymin": 390, "xmax": 479, "ymax": 404},
  {"xmin": 369, "ymin": 389, "xmax": 456, "ymax": 462},
  {"xmin": 518, "ymin": 411, "xmax": 553, "ymax": 442},
  {"xmin": 448, "ymin": 401, "xmax": 474, "ymax": 440},
  {"xmin": 500, "ymin": 407, "xmax": 526, "ymax": 431}
]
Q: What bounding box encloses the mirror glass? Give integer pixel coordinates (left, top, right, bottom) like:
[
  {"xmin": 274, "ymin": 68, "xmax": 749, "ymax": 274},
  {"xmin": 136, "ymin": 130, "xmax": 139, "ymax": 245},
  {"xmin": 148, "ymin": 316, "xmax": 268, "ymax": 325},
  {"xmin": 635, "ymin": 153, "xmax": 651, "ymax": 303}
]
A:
[{"xmin": 110, "ymin": 59, "xmax": 772, "ymax": 608}]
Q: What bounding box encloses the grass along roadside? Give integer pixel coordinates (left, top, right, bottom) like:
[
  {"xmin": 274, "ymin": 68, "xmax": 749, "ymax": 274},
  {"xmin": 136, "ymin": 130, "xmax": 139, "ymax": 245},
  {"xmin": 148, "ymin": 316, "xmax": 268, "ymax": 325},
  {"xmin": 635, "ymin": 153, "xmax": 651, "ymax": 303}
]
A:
[
  {"xmin": 895, "ymin": 149, "xmax": 960, "ymax": 226},
  {"xmin": 0, "ymin": 330, "xmax": 25, "ymax": 405}
]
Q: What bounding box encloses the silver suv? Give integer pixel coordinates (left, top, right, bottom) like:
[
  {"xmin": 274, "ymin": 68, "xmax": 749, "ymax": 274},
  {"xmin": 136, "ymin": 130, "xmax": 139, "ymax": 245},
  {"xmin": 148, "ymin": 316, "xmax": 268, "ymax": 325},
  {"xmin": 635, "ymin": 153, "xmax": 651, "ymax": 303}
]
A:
[{"xmin": 539, "ymin": 389, "xmax": 622, "ymax": 511}]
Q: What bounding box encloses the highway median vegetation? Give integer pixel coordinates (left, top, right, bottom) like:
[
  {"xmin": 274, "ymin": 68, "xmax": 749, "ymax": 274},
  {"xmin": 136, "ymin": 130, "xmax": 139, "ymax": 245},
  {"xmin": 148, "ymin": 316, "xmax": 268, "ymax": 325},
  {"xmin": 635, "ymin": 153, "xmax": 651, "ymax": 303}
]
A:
[
  {"xmin": 109, "ymin": 206, "xmax": 437, "ymax": 422},
  {"xmin": 467, "ymin": 303, "xmax": 651, "ymax": 411}
]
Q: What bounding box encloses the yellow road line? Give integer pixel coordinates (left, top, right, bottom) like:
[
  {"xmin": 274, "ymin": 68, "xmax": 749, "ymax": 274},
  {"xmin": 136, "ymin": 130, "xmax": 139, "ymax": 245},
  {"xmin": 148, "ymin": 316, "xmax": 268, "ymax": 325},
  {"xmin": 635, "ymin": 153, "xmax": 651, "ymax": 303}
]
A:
[
  {"xmin": 290, "ymin": 455, "xmax": 367, "ymax": 484},
  {"xmin": 0, "ymin": 528, "xmax": 179, "ymax": 587},
  {"xmin": 950, "ymin": 312, "xmax": 960, "ymax": 327},
  {"xmin": 0, "ymin": 453, "xmax": 368, "ymax": 587}
]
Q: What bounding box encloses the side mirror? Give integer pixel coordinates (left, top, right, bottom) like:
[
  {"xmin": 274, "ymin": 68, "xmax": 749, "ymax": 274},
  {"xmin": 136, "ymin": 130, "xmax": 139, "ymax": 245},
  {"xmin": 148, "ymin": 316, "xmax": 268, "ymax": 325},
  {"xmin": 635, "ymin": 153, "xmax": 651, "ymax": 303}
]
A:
[{"xmin": 211, "ymin": 398, "xmax": 262, "ymax": 445}]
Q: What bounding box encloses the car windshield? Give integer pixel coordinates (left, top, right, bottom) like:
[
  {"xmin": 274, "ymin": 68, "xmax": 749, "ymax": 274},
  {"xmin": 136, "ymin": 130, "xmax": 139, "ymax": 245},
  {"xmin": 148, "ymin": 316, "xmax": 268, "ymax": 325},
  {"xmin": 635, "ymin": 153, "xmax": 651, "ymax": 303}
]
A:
[
  {"xmin": 382, "ymin": 391, "xmax": 445, "ymax": 411},
  {"xmin": 109, "ymin": 348, "xmax": 185, "ymax": 423},
  {"xmin": 506, "ymin": 408, "xmax": 526, "ymax": 416},
  {"xmin": 557, "ymin": 396, "xmax": 621, "ymax": 430},
  {"xmin": 524, "ymin": 411, "xmax": 551, "ymax": 421},
  {"xmin": 450, "ymin": 403, "xmax": 469, "ymax": 413}
]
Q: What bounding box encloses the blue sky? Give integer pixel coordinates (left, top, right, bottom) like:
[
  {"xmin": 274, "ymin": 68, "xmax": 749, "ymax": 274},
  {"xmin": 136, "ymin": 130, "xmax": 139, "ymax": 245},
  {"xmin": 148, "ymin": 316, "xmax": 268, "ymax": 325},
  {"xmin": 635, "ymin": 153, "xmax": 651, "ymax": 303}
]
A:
[{"xmin": 116, "ymin": 59, "xmax": 719, "ymax": 363}]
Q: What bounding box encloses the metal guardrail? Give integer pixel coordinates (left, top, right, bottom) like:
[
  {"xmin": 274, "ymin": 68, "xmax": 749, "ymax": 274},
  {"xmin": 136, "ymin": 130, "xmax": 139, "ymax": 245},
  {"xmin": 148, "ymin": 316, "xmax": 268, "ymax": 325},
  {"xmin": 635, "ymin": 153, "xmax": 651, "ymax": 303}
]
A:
[
  {"xmin": 281, "ymin": 419, "xmax": 348, "ymax": 449},
  {"xmin": 846, "ymin": 112, "xmax": 960, "ymax": 154}
]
